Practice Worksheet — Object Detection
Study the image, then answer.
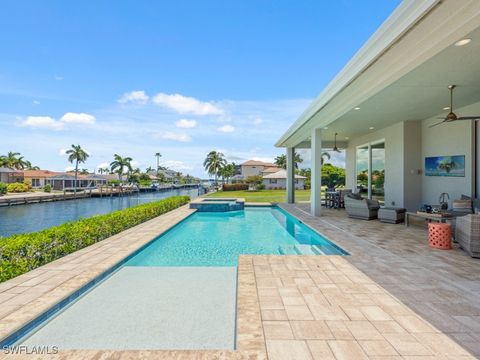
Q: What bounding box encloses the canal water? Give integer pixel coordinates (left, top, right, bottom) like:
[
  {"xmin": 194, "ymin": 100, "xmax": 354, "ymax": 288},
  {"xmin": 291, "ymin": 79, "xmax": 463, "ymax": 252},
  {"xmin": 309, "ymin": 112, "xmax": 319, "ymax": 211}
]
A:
[{"xmin": 0, "ymin": 188, "xmax": 199, "ymax": 237}]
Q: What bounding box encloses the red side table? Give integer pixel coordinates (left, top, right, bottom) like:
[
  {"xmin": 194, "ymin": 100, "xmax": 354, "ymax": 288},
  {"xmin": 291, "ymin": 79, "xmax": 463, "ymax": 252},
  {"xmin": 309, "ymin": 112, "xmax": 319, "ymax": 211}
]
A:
[{"xmin": 428, "ymin": 223, "xmax": 452, "ymax": 249}]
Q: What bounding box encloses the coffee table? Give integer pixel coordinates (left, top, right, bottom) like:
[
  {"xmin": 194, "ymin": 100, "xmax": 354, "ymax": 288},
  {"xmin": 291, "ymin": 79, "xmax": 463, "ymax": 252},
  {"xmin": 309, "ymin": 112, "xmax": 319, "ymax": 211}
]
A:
[{"xmin": 405, "ymin": 211, "xmax": 454, "ymax": 227}]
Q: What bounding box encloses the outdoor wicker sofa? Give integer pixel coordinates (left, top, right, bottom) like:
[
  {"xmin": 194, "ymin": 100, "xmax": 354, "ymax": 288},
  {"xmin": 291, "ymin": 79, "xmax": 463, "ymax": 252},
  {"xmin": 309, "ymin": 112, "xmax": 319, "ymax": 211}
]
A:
[
  {"xmin": 455, "ymin": 214, "xmax": 480, "ymax": 258},
  {"xmin": 344, "ymin": 193, "xmax": 380, "ymax": 220}
]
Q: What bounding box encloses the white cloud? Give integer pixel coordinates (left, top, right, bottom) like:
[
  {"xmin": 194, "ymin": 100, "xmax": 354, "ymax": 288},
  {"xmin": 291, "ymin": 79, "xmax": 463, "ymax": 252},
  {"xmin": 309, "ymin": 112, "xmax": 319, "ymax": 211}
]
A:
[
  {"xmin": 65, "ymin": 166, "xmax": 75, "ymax": 172},
  {"xmin": 20, "ymin": 116, "xmax": 64, "ymax": 130},
  {"xmin": 131, "ymin": 160, "xmax": 141, "ymax": 168},
  {"xmin": 253, "ymin": 117, "xmax": 263, "ymax": 125},
  {"xmin": 152, "ymin": 93, "xmax": 224, "ymax": 115},
  {"xmin": 175, "ymin": 119, "xmax": 197, "ymax": 129},
  {"xmin": 118, "ymin": 90, "xmax": 149, "ymax": 105},
  {"xmin": 33, "ymin": 100, "xmax": 40, "ymax": 105},
  {"xmin": 54, "ymin": 75, "xmax": 64, "ymax": 81},
  {"xmin": 59, "ymin": 148, "xmax": 69, "ymax": 156},
  {"xmin": 96, "ymin": 162, "xmax": 110, "ymax": 169},
  {"xmin": 60, "ymin": 112, "xmax": 96, "ymax": 125},
  {"xmin": 217, "ymin": 124, "xmax": 235, "ymax": 133},
  {"xmin": 160, "ymin": 131, "xmax": 192, "ymax": 142},
  {"xmin": 161, "ymin": 160, "xmax": 193, "ymax": 171}
]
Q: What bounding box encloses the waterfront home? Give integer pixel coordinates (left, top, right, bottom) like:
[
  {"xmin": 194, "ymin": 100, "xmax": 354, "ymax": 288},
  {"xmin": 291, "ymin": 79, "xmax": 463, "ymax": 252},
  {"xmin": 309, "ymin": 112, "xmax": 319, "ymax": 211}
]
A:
[
  {"xmin": 23, "ymin": 169, "xmax": 61, "ymax": 188},
  {"xmin": 46, "ymin": 173, "xmax": 108, "ymax": 191},
  {"xmin": 276, "ymin": 0, "xmax": 480, "ymax": 215},
  {"xmin": 262, "ymin": 169, "xmax": 306, "ymax": 190},
  {"xmin": 0, "ymin": 167, "xmax": 23, "ymax": 183},
  {"xmin": 240, "ymin": 160, "xmax": 279, "ymax": 178}
]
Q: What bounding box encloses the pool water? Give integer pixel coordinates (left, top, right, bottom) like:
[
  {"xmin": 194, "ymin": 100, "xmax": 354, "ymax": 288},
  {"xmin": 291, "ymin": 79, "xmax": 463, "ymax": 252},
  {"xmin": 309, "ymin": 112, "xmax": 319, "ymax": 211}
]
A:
[{"xmin": 126, "ymin": 207, "xmax": 346, "ymax": 267}]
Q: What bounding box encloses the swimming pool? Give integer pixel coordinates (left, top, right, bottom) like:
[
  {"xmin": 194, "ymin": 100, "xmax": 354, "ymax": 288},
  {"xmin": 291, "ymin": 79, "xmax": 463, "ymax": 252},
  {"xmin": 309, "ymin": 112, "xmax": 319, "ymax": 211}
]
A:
[
  {"xmin": 9, "ymin": 205, "xmax": 346, "ymax": 350},
  {"xmin": 127, "ymin": 206, "xmax": 346, "ymax": 266}
]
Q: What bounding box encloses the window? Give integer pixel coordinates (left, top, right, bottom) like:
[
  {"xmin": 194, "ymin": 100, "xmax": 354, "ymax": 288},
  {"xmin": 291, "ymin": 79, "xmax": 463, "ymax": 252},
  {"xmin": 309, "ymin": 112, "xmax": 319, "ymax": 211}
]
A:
[
  {"xmin": 32, "ymin": 179, "xmax": 41, "ymax": 187},
  {"xmin": 295, "ymin": 179, "xmax": 299, "ymax": 184},
  {"xmin": 356, "ymin": 140, "xmax": 385, "ymax": 202},
  {"xmin": 269, "ymin": 179, "xmax": 277, "ymax": 184}
]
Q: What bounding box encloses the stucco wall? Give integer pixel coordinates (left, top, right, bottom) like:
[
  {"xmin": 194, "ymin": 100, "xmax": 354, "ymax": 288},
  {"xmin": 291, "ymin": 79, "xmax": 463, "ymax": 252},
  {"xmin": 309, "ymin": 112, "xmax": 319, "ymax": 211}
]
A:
[
  {"xmin": 346, "ymin": 121, "xmax": 405, "ymax": 208},
  {"xmin": 241, "ymin": 165, "xmax": 264, "ymax": 177},
  {"xmin": 263, "ymin": 178, "xmax": 304, "ymax": 190},
  {"xmin": 421, "ymin": 101, "xmax": 478, "ymax": 206}
]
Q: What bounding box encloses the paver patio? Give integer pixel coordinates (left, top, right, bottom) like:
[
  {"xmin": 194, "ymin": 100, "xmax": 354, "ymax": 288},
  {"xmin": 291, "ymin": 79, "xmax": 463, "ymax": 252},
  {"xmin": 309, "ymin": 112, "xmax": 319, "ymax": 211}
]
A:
[{"xmin": 0, "ymin": 203, "xmax": 479, "ymax": 359}]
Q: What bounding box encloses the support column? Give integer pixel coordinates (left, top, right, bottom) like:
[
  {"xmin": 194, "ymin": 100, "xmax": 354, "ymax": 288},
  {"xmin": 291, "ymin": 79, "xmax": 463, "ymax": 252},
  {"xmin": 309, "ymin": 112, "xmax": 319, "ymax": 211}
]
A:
[
  {"xmin": 368, "ymin": 143, "xmax": 372, "ymax": 199},
  {"xmin": 286, "ymin": 147, "xmax": 295, "ymax": 204},
  {"xmin": 311, "ymin": 128, "xmax": 322, "ymax": 216}
]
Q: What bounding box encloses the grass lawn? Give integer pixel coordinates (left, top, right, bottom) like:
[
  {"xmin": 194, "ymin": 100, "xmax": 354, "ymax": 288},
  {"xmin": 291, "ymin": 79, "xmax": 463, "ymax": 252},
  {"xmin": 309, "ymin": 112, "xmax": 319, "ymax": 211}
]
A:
[{"xmin": 205, "ymin": 189, "xmax": 312, "ymax": 203}]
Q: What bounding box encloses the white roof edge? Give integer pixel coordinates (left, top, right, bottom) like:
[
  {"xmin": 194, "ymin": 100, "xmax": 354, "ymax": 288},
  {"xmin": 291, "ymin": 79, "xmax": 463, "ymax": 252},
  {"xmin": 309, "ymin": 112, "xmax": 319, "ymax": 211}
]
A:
[{"xmin": 275, "ymin": 0, "xmax": 441, "ymax": 147}]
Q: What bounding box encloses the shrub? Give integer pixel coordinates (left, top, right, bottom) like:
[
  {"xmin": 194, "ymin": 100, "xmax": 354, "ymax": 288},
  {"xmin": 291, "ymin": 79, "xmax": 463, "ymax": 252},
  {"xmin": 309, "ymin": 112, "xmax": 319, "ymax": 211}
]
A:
[
  {"xmin": 257, "ymin": 184, "xmax": 266, "ymax": 190},
  {"xmin": 0, "ymin": 196, "xmax": 190, "ymax": 282},
  {"xmin": 43, "ymin": 184, "xmax": 52, "ymax": 193},
  {"xmin": 7, "ymin": 182, "xmax": 29, "ymax": 193},
  {"xmin": 108, "ymin": 180, "xmax": 120, "ymax": 186},
  {"xmin": 222, "ymin": 183, "xmax": 248, "ymax": 191},
  {"xmin": 0, "ymin": 182, "xmax": 7, "ymax": 195},
  {"xmin": 23, "ymin": 179, "xmax": 32, "ymax": 191}
]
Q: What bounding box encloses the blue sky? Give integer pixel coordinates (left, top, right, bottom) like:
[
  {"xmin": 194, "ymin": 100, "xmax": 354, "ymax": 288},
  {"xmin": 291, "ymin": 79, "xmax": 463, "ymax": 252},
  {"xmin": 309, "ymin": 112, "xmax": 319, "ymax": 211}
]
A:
[{"xmin": 0, "ymin": 0, "xmax": 400, "ymax": 177}]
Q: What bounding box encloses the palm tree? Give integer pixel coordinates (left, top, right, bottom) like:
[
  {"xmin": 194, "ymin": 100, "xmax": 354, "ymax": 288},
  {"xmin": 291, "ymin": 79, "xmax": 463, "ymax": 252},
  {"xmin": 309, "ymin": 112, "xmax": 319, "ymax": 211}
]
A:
[
  {"xmin": 2, "ymin": 152, "xmax": 29, "ymax": 169},
  {"xmin": 80, "ymin": 168, "xmax": 89, "ymax": 175},
  {"xmin": 146, "ymin": 166, "xmax": 154, "ymax": 173},
  {"xmin": 155, "ymin": 152, "xmax": 162, "ymax": 174},
  {"xmin": 203, "ymin": 151, "xmax": 226, "ymax": 184},
  {"xmin": 110, "ymin": 154, "xmax": 133, "ymax": 181},
  {"xmin": 220, "ymin": 163, "xmax": 236, "ymax": 184},
  {"xmin": 321, "ymin": 152, "xmax": 331, "ymax": 165},
  {"xmin": 274, "ymin": 152, "xmax": 304, "ymax": 169},
  {"xmin": 66, "ymin": 145, "xmax": 89, "ymax": 191},
  {"xmin": 25, "ymin": 161, "xmax": 40, "ymax": 170}
]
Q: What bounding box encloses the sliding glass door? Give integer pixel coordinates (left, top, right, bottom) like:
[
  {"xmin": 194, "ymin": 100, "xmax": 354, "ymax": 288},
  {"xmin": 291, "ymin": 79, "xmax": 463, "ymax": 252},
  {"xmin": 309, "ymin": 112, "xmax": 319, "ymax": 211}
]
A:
[{"xmin": 355, "ymin": 140, "xmax": 385, "ymax": 203}]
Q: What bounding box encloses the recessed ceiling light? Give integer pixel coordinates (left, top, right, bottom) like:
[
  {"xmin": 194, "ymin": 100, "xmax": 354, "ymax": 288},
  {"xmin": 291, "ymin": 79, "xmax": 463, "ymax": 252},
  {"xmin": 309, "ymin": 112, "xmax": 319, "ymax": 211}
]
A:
[
  {"xmin": 443, "ymin": 106, "xmax": 450, "ymax": 110},
  {"xmin": 369, "ymin": 127, "xmax": 375, "ymax": 130},
  {"xmin": 455, "ymin": 38, "xmax": 472, "ymax": 47},
  {"xmin": 354, "ymin": 107, "xmax": 361, "ymax": 110}
]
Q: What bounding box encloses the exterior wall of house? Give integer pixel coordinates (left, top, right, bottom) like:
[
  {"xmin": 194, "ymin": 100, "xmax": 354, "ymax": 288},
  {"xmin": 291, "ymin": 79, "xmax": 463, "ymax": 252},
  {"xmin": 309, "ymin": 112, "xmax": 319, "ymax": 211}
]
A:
[
  {"xmin": 24, "ymin": 177, "xmax": 47, "ymax": 188},
  {"xmin": 241, "ymin": 165, "xmax": 265, "ymax": 177},
  {"xmin": 421, "ymin": 101, "xmax": 478, "ymax": 207},
  {"xmin": 263, "ymin": 178, "xmax": 304, "ymax": 190},
  {"xmin": 346, "ymin": 101, "xmax": 478, "ymax": 210},
  {"xmin": 403, "ymin": 120, "xmax": 423, "ymax": 211},
  {"xmin": 346, "ymin": 121, "xmax": 405, "ymax": 208}
]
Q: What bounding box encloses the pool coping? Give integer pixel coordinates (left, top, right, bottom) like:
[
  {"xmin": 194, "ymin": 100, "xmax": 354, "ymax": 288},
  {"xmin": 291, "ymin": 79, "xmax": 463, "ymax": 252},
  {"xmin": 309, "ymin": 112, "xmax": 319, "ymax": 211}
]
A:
[{"xmin": 0, "ymin": 204, "xmax": 267, "ymax": 358}]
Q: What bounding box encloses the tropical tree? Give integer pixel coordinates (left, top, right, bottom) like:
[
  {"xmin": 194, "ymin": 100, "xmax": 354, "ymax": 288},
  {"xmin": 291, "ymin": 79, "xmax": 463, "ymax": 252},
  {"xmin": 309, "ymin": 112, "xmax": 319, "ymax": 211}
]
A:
[
  {"xmin": 79, "ymin": 168, "xmax": 89, "ymax": 175},
  {"xmin": 274, "ymin": 152, "xmax": 304, "ymax": 169},
  {"xmin": 155, "ymin": 152, "xmax": 162, "ymax": 174},
  {"xmin": 25, "ymin": 161, "xmax": 40, "ymax": 170},
  {"xmin": 321, "ymin": 152, "xmax": 331, "ymax": 165},
  {"xmin": 220, "ymin": 163, "xmax": 236, "ymax": 184},
  {"xmin": 65, "ymin": 145, "xmax": 89, "ymax": 191},
  {"xmin": 110, "ymin": 154, "xmax": 133, "ymax": 181},
  {"xmin": 1, "ymin": 152, "xmax": 29, "ymax": 170},
  {"xmin": 146, "ymin": 166, "xmax": 154, "ymax": 173},
  {"xmin": 203, "ymin": 151, "xmax": 227, "ymax": 184}
]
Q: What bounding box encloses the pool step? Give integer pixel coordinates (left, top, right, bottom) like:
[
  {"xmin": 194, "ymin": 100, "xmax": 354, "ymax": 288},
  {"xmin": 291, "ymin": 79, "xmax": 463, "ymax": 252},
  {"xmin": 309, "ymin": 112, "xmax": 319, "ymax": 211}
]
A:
[
  {"xmin": 278, "ymin": 245, "xmax": 297, "ymax": 255},
  {"xmin": 294, "ymin": 244, "xmax": 325, "ymax": 255}
]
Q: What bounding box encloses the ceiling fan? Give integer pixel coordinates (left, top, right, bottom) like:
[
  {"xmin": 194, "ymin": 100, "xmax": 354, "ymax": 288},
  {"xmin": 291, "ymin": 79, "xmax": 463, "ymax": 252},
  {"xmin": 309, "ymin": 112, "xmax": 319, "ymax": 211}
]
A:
[
  {"xmin": 430, "ymin": 85, "xmax": 480, "ymax": 128},
  {"xmin": 332, "ymin": 132, "xmax": 341, "ymax": 153}
]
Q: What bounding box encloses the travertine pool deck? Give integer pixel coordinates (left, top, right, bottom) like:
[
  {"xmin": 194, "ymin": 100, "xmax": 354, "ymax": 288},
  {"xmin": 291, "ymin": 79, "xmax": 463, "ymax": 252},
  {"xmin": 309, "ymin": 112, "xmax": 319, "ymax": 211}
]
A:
[{"xmin": 0, "ymin": 203, "xmax": 479, "ymax": 359}]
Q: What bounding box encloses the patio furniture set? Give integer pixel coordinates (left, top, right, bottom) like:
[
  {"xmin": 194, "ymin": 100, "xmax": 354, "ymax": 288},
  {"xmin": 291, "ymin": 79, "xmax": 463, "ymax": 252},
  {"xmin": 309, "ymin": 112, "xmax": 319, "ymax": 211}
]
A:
[{"xmin": 340, "ymin": 193, "xmax": 480, "ymax": 258}]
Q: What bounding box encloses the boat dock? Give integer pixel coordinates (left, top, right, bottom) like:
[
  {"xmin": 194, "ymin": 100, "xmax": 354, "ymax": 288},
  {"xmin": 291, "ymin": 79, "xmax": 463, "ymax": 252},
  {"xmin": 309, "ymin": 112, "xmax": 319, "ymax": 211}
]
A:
[{"xmin": 0, "ymin": 184, "xmax": 201, "ymax": 206}]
